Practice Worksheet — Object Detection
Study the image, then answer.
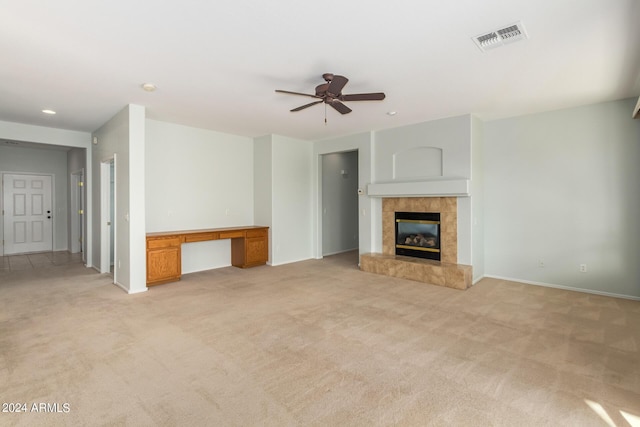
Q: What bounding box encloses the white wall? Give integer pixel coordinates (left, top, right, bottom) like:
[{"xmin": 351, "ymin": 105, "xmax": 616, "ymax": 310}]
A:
[
  {"xmin": 484, "ymin": 98, "xmax": 640, "ymax": 298},
  {"xmin": 471, "ymin": 116, "xmax": 485, "ymax": 282},
  {"xmin": 321, "ymin": 151, "xmax": 359, "ymax": 255},
  {"xmin": 271, "ymin": 135, "xmax": 313, "ymax": 265},
  {"xmin": 128, "ymin": 106, "xmax": 146, "ymax": 291},
  {"xmin": 146, "ymin": 119, "xmax": 254, "ymax": 273},
  {"xmin": 0, "ymin": 145, "xmax": 68, "ymax": 252},
  {"xmin": 0, "ymin": 120, "xmax": 90, "ymax": 148},
  {"xmin": 372, "ymin": 115, "xmax": 473, "ymax": 265},
  {"xmin": 92, "ymin": 104, "xmax": 146, "ymax": 293},
  {"xmin": 254, "ymin": 135, "xmax": 273, "ymax": 263},
  {"xmin": 374, "ymin": 115, "xmax": 472, "ymax": 182}
]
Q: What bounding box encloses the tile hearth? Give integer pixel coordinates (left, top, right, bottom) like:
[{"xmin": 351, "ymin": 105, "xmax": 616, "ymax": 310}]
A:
[{"xmin": 360, "ymin": 197, "xmax": 472, "ymax": 290}]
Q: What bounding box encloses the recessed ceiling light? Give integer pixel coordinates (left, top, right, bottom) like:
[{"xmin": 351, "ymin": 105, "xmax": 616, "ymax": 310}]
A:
[
  {"xmin": 141, "ymin": 83, "xmax": 157, "ymax": 92},
  {"xmin": 386, "ymin": 111, "xmax": 397, "ymax": 116},
  {"xmin": 42, "ymin": 109, "xmax": 56, "ymax": 115}
]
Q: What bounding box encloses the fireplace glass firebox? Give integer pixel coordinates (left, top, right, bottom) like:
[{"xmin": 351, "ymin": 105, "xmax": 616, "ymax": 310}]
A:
[{"xmin": 395, "ymin": 212, "xmax": 441, "ymax": 261}]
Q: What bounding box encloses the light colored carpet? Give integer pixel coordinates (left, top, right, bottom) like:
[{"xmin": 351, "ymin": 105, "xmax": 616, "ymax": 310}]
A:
[{"xmin": 0, "ymin": 251, "xmax": 639, "ymax": 426}]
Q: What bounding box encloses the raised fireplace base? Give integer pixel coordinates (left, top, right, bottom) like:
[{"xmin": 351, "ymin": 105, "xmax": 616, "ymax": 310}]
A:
[{"xmin": 360, "ymin": 253, "xmax": 472, "ymax": 290}]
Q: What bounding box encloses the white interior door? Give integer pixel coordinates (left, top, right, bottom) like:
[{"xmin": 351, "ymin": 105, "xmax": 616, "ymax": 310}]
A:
[
  {"xmin": 70, "ymin": 170, "xmax": 84, "ymax": 255},
  {"xmin": 100, "ymin": 156, "xmax": 116, "ymax": 282},
  {"xmin": 3, "ymin": 173, "xmax": 53, "ymax": 255}
]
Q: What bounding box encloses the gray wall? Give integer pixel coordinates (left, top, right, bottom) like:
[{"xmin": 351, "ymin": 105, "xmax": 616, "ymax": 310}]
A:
[
  {"xmin": 0, "ymin": 145, "xmax": 68, "ymax": 252},
  {"xmin": 484, "ymin": 98, "xmax": 640, "ymax": 298},
  {"xmin": 0, "ymin": 120, "xmax": 92, "ymax": 263},
  {"xmin": 67, "ymin": 147, "xmax": 86, "ymax": 177},
  {"xmin": 322, "ymin": 151, "xmax": 359, "ymax": 256}
]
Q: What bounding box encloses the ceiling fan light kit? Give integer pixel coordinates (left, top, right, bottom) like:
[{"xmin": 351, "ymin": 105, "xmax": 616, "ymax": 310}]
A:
[{"xmin": 276, "ymin": 73, "xmax": 386, "ymax": 120}]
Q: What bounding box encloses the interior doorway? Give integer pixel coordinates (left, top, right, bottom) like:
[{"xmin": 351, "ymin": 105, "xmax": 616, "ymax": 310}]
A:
[
  {"xmin": 100, "ymin": 156, "xmax": 116, "ymax": 283},
  {"xmin": 321, "ymin": 150, "xmax": 359, "ymax": 258},
  {"xmin": 2, "ymin": 173, "xmax": 53, "ymax": 255}
]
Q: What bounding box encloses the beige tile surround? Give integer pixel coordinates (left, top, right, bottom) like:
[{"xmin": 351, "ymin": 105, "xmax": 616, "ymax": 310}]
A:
[{"xmin": 360, "ymin": 197, "xmax": 472, "ymax": 290}]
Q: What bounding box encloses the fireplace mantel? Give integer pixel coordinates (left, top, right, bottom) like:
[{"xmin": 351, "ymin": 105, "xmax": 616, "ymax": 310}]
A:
[{"xmin": 367, "ymin": 178, "xmax": 470, "ymax": 198}]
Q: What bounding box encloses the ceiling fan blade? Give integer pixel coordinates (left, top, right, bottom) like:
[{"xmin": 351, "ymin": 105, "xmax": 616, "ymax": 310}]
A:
[
  {"xmin": 329, "ymin": 100, "xmax": 352, "ymax": 114},
  {"xmin": 341, "ymin": 92, "xmax": 386, "ymax": 101},
  {"xmin": 291, "ymin": 100, "xmax": 323, "ymax": 112},
  {"xmin": 275, "ymin": 89, "xmax": 321, "ymax": 99},
  {"xmin": 327, "ymin": 75, "xmax": 348, "ymax": 95}
]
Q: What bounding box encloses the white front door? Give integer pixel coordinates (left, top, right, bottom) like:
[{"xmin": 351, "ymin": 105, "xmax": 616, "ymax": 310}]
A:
[{"xmin": 2, "ymin": 173, "xmax": 53, "ymax": 255}]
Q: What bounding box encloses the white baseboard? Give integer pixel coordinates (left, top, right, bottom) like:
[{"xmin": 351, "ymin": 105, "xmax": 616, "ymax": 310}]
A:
[
  {"xmin": 482, "ymin": 274, "xmax": 640, "ymax": 301},
  {"xmin": 111, "ymin": 281, "xmax": 148, "ymax": 294},
  {"xmin": 126, "ymin": 286, "xmax": 148, "ymax": 295},
  {"xmin": 270, "ymin": 256, "xmax": 313, "ymax": 267},
  {"xmin": 90, "ymin": 267, "xmax": 147, "ymax": 295},
  {"xmin": 472, "ymin": 276, "xmax": 484, "ymax": 286},
  {"xmin": 112, "ymin": 281, "xmax": 129, "ymax": 293}
]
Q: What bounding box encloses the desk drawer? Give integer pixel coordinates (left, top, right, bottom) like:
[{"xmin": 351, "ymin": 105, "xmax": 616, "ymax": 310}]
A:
[
  {"xmin": 246, "ymin": 229, "xmax": 267, "ymax": 238},
  {"xmin": 184, "ymin": 232, "xmax": 218, "ymax": 243},
  {"xmin": 147, "ymin": 237, "xmax": 181, "ymax": 249},
  {"xmin": 219, "ymin": 230, "xmax": 245, "ymax": 239}
]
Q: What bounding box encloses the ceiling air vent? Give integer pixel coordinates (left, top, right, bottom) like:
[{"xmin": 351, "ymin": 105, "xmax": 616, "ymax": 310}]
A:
[{"xmin": 473, "ymin": 21, "xmax": 528, "ymax": 52}]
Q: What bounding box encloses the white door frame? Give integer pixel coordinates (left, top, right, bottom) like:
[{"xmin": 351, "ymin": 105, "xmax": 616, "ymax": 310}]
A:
[
  {"xmin": 318, "ymin": 150, "xmax": 360, "ymax": 258},
  {"xmin": 100, "ymin": 156, "xmax": 116, "ymax": 284}
]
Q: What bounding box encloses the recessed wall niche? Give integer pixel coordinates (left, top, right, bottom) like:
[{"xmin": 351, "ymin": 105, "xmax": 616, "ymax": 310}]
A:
[{"xmin": 392, "ymin": 146, "xmax": 443, "ymax": 180}]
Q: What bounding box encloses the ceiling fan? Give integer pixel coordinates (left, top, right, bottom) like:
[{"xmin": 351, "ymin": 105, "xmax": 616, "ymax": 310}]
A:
[{"xmin": 275, "ymin": 73, "xmax": 386, "ymax": 116}]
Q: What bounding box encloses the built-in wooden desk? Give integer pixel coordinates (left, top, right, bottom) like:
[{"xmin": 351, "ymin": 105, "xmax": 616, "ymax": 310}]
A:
[{"xmin": 146, "ymin": 226, "xmax": 268, "ymax": 286}]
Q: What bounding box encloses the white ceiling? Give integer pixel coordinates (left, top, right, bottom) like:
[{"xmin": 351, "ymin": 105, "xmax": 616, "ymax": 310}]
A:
[{"xmin": 1, "ymin": 0, "xmax": 639, "ymax": 141}]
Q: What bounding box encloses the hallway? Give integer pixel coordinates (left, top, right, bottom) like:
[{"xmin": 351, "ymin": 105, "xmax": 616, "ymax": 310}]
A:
[{"xmin": 0, "ymin": 251, "xmax": 83, "ymax": 273}]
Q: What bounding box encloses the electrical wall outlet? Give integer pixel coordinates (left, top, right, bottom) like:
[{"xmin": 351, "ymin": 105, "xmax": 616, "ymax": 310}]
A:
[
  {"xmin": 580, "ymin": 264, "xmax": 587, "ymax": 273},
  {"xmin": 538, "ymin": 260, "xmax": 545, "ymax": 268}
]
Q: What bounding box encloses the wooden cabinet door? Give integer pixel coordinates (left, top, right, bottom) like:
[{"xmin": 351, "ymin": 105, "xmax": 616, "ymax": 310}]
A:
[
  {"xmin": 245, "ymin": 237, "xmax": 267, "ymax": 265},
  {"xmin": 231, "ymin": 230, "xmax": 268, "ymax": 268},
  {"xmin": 147, "ymin": 247, "xmax": 181, "ymax": 284}
]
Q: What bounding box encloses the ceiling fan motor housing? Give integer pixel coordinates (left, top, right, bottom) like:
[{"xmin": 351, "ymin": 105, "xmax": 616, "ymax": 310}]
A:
[{"xmin": 315, "ymin": 83, "xmax": 330, "ymax": 97}]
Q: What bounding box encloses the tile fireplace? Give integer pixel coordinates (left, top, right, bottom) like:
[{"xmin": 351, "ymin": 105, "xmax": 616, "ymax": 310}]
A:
[{"xmin": 361, "ymin": 197, "xmax": 472, "ymax": 290}]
